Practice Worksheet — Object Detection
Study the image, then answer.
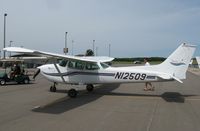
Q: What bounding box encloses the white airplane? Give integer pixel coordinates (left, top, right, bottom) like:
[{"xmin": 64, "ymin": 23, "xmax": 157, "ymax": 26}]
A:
[
  {"xmin": 196, "ymin": 56, "xmax": 200, "ymax": 68},
  {"xmin": 189, "ymin": 59, "xmax": 193, "ymax": 65},
  {"xmin": 3, "ymin": 43, "xmax": 196, "ymax": 97}
]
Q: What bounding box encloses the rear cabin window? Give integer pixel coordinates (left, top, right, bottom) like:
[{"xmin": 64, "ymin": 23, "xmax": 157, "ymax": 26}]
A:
[{"xmin": 85, "ymin": 62, "xmax": 100, "ymax": 70}]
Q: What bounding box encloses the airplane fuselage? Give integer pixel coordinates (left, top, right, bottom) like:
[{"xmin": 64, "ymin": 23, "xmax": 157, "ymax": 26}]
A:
[{"xmin": 38, "ymin": 62, "xmax": 166, "ymax": 85}]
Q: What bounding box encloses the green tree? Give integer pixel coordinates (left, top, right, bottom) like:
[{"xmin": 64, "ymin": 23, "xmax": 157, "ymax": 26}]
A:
[{"xmin": 85, "ymin": 49, "xmax": 94, "ymax": 56}]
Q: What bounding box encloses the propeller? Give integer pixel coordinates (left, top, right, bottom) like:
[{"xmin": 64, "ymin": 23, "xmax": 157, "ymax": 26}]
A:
[{"xmin": 33, "ymin": 69, "xmax": 40, "ymax": 79}]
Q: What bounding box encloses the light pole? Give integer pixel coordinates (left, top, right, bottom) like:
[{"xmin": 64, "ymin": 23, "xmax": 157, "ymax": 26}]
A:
[
  {"xmin": 64, "ymin": 32, "xmax": 68, "ymax": 55},
  {"xmin": 72, "ymin": 40, "xmax": 74, "ymax": 55},
  {"xmin": 92, "ymin": 40, "xmax": 95, "ymax": 55},
  {"xmin": 109, "ymin": 44, "xmax": 111, "ymax": 57},
  {"xmin": 3, "ymin": 13, "xmax": 7, "ymax": 59},
  {"xmin": 96, "ymin": 46, "xmax": 98, "ymax": 56},
  {"xmin": 9, "ymin": 41, "xmax": 13, "ymax": 57}
]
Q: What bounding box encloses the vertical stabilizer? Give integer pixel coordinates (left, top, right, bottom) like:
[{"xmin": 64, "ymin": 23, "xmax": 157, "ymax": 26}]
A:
[{"xmin": 157, "ymin": 43, "xmax": 196, "ymax": 79}]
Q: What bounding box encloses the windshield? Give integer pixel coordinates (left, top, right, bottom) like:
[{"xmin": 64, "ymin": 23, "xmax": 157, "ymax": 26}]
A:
[{"xmin": 100, "ymin": 62, "xmax": 110, "ymax": 69}]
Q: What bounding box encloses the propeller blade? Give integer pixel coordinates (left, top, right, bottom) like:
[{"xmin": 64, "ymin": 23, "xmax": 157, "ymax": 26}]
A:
[{"xmin": 33, "ymin": 69, "xmax": 40, "ymax": 79}]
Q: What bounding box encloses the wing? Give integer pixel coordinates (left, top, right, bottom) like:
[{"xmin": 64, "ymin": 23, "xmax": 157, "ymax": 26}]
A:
[
  {"xmin": 3, "ymin": 47, "xmax": 114, "ymax": 63},
  {"xmin": 80, "ymin": 56, "xmax": 114, "ymax": 63}
]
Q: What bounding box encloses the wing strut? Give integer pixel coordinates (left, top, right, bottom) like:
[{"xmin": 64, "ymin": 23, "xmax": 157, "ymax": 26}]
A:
[{"xmin": 53, "ymin": 63, "xmax": 66, "ymax": 83}]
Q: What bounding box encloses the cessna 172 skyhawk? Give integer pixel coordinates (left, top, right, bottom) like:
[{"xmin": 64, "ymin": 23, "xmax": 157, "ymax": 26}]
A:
[{"xmin": 3, "ymin": 43, "xmax": 196, "ymax": 97}]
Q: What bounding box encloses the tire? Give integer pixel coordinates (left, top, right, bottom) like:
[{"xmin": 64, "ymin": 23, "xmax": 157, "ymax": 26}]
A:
[
  {"xmin": 68, "ymin": 89, "xmax": 77, "ymax": 98},
  {"xmin": 0, "ymin": 80, "xmax": 6, "ymax": 85},
  {"xmin": 86, "ymin": 84, "xmax": 94, "ymax": 92},
  {"xmin": 24, "ymin": 79, "xmax": 29, "ymax": 84},
  {"xmin": 50, "ymin": 86, "xmax": 56, "ymax": 92},
  {"xmin": 50, "ymin": 86, "xmax": 53, "ymax": 92}
]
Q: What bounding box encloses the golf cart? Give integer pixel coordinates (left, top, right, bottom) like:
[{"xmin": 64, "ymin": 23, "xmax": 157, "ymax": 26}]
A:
[{"xmin": 0, "ymin": 59, "xmax": 30, "ymax": 85}]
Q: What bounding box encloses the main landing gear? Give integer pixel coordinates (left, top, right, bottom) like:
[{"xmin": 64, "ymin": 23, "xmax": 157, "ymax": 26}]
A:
[
  {"xmin": 49, "ymin": 83, "xmax": 94, "ymax": 98},
  {"xmin": 67, "ymin": 84, "xmax": 94, "ymax": 98},
  {"xmin": 68, "ymin": 89, "xmax": 78, "ymax": 98}
]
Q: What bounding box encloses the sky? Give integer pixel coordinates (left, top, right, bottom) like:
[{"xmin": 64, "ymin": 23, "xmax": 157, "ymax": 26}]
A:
[{"xmin": 0, "ymin": 0, "xmax": 200, "ymax": 57}]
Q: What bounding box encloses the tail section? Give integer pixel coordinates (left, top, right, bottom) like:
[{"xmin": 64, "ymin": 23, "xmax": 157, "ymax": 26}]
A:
[{"xmin": 157, "ymin": 43, "xmax": 196, "ymax": 80}]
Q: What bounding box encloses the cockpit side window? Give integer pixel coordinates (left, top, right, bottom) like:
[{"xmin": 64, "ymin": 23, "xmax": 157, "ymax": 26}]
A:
[
  {"xmin": 75, "ymin": 61, "xmax": 85, "ymax": 70},
  {"xmin": 59, "ymin": 59, "xmax": 68, "ymax": 67},
  {"xmin": 67, "ymin": 60, "xmax": 99, "ymax": 70},
  {"xmin": 68, "ymin": 60, "xmax": 85, "ymax": 70},
  {"xmin": 85, "ymin": 62, "xmax": 100, "ymax": 70},
  {"xmin": 68, "ymin": 60, "xmax": 76, "ymax": 69}
]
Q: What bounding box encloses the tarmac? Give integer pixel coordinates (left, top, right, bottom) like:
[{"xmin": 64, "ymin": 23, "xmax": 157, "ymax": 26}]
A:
[{"xmin": 0, "ymin": 68, "xmax": 200, "ymax": 131}]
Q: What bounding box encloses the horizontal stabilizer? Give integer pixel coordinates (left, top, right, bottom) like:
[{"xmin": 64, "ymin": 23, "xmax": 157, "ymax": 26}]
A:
[
  {"xmin": 171, "ymin": 75, "xmax": 183, "ymax": 83},
  {"xmin": 157, "ymin": 73, "xmax": 183, "ymax": 83}
]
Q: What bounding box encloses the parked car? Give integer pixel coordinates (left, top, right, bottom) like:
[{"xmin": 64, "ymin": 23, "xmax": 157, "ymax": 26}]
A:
[
  {"xmin": 0, "ymin": 72, "xmax": 30, "ymax": 85},
  {"xmin": 133, "ymin": 60, "xmax": 141, "ymax": 64}
]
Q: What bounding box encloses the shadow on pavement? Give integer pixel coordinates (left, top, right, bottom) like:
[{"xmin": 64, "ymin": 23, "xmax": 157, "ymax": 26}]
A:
[
  {"xmin": 32, "ymin": 83, "xmax": 121, "ymax": 114},
  {"xmin": 32, "ymin": 82, "xmax": 197, "ymax": 114},
  {"xmin": 161, "ymin": 92, "xmax": 187, "ymax": 103},
  {"xmin": 97, "ymin": 91, "xmax": 196, "ymax": 103}
]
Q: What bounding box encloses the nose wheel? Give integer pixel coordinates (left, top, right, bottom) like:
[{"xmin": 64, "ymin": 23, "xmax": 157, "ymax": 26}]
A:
[{"xmin": 50, "ymin": 82, "xmax": 57, "ymax": 92}]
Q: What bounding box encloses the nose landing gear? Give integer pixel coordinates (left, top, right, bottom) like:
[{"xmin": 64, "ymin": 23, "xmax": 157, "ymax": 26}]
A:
[
  {"xmin": 86, "ymin": 84, "xmax": 94, "ymax": 92},
  {"xmin": 50, "ymin": 82, "xmax": 57, "ymax": 92}
]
